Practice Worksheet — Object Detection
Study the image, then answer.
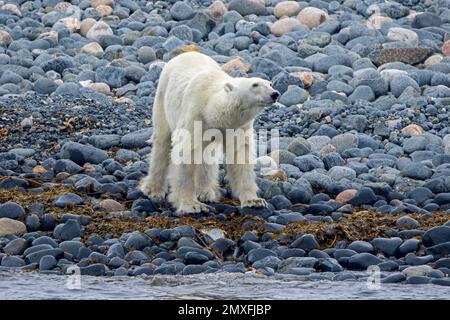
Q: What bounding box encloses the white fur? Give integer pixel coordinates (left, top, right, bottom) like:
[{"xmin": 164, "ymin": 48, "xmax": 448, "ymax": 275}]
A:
[{"xmin": 139, "ymin": 52, "xmax": 277, "ymax": 214}]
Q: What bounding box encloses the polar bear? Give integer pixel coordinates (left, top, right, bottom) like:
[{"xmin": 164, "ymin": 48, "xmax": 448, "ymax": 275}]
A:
[{"xmin": 139, "ymin": 52, "xmax": 280, "ymax": 214}]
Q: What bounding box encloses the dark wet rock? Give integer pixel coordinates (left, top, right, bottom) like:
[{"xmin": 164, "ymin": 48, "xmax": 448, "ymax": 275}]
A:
[
  {"xmin": 80, "ymin": 263, "xmax": 106, "ymax": 276},
  {"xmin": 0, "ymin": 202, "xmax": 25, "ymax": 219},
  {"xmin": 54, "ymin": 193, "xmax": 83, "ymax": 208},
  {"xmin": 182, "ymin": 265, "xmax": 211, "ymax": 275},
  {"xmin": 347, "ymin": 253, "xmax": 383, "ymax": 270},
  {"xmin": 53, "ymin": 220, "xmax": 83, "ymax": 241},
  {"xmin": 371, "ymin": 237, "xmax": 402, "ymax": 257},
  {"xmin": 246, "ymin": 248, "xmax": 276, "ymax": 264},
  {"xmin": 60, "ymin": 141, "xmax": 108, "ymax": 166},
  {"xmin": 397, "ymin": 239, "xmax": 420, "ymax": 257},
  {"xmin": 290, "ymin": 234, "xmax": 320, "ymax": 251},
  {"xmin": 121, "ymin": 129, "xmax": 153, "ymax": 149},
  {"xmin": 317, "ymin": 258, "xmax": 343, "ymax": 272},
  {"xmin": 1, "ymin": 255, "xmax": 25, "ymax": 268},
  {"xmin": 381, "ymin": 272, "xmax": 406, "ymax": 283},
  {"xmin": 347, "ymin": 187, "xmax": 378, "ymax": 206},
  {"xmin": 25, "ymin": 248, "xmax": 64, "ymax": 264},
  {"xmin": 406, "ymin": 276, "xmax": 431, "ymax": 285},
  {"xmin": 405, "ymin": 253, "xmax": 434, "ymax": 266},
  {"xmin": 422, "ymin": 226, "xmax": 450, "ymax": 247},
  {"xmin": 39, "ymin": 255, "xmax": 57, "ymax": 271},
  {"xmin": 4, "ymin": 238, "xmax": 28, "ymax": 255},
  {"xmin": 228, "ymin": 0, "xmax": 267, "ymax": 16}
]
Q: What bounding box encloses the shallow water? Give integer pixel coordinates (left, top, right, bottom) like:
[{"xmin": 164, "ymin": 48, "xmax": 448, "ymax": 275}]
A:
[{"xmin": 0, "ymin": 270, "xmax": 448, "ymax": 300}]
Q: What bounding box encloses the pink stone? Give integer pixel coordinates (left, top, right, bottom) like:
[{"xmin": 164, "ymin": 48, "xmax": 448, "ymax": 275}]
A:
[
  {"xmin": 270, "ymin": 17, "xmax": 301, "ymax": 36},
  {"xmin": 297, "ymin": 7, "xmax": 327, "ymax": 29},
  {"xmin": 442, "ymin": 40, "xmax": 450, "ymax": 56},
  {"xmin": 335, "ymin": 189, "xmax": 357, "ymax": 203}
]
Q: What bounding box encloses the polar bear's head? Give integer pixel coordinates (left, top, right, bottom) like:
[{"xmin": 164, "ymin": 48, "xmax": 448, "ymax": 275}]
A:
[{"xmin": 224, "ymin": 77, "xmax": 280, "ymax": 109}]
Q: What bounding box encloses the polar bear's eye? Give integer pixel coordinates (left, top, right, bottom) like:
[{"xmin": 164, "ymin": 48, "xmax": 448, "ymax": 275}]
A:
[{"xmin": 252, "ymin": 83, "xmax": 259, "ymax": 87}]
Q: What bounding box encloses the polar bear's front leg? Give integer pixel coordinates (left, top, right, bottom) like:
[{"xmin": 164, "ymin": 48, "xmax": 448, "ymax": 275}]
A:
[
  {"xmin": 225, "ymin": 125, "xmax": 267, "ymax": 208},
  {"xmin": 227, "ymin": 162, "xmax": 267, "ymax": 208},
  {"xmin": 195, "ymin": 163, "xmax": 220, "ymax": 203}
]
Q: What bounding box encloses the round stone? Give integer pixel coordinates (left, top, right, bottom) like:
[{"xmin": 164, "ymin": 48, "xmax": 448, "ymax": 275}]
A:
[
  {"xmin": 297, "ymin": 7, "xmax": 327, "ymax": 29},
  {"xmin": 270, "ymin": 17, "xmax": 301, "ymax": 36},
  {"xmin": 274, "ymin": 1, "xmax": 301, "ymax": 18},
  {"xmin": 207, "ymin": 0, "xmax": 228, "ymax": 21}
]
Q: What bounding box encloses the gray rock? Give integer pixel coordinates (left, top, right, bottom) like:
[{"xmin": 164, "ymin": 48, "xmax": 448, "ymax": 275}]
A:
[
  {"xmin": 0, "ymin": 202, "xmax": 25, "ymax": 219},
  {"xmin": 349, "ymin": 85, "xmax": 375, "ymax": 102},
  {"xmin": 34, "ymin": 78, "xmax": 57, "ymax": 94},
  {"xmin": 80, "ymin": 263, "xmax": 106, "ymax": 276},
  {"xmin": 95, "ymin": 66, "xmax": 127, "ymax": 88},
  {"xmin": 39, "ymin": 255, "xmax": 57, "ymax": 271},
  {"xmin": 228, "ymin": 0, "xmax": 267, "ymax": 16},
  {"xmin": 423, "ymin": 226, "xmax": 450, "ymax": 247},
  {"xmin": 291, "ymin": 234, "xmax": 320, "ymax": 251},
  {"xmin": 1, "ymin": 255, "xmax": 25, "ymax": 268},
  {"xmin": 54, "ymin": 193, "xmax": 83, "ymax": 208},
  {"xmin": 371, "ymin": 237, "xmax": 402, "ymax": 257},
  {"xmin": 60, "ymin": 141, "xmax": 108, "ymax": 165},
  {"xmin": 182, "ymin": 265, "xmax": 210, "ymax": 275},
  {"xmin": 138, "ymin": 46, "xmax": 156, "ymax": 64},
  {"xmin": 330, "ymin": 133, "xmax": 359, "ymax": 154},
  {"xmin": 54, "ymin": 219, "xmax": 83, "ymax": 241},
  {"xmin": 287, "ymin": 137, "xmax": 311, "ymax": 156},
  {"xmin": 390, "ymin": 75, "xmax": 420, "ymax": 98},
  {"xmin": 294, "ymin": 155, "xmax": 324, "ymax": 172},
  {"xmin": 121, "ymin": 128, "xmax": 153, "ymax": 149},
  {"xmin": 412, "ymin": 12, "xmax": 442, "ymax": 28},
  {"xmin": 396, "ymin": 215, "xmax": 420, "ymax": 230},
  {"xmin": 246, "ymin": 248, "xmax": 276, "ymax": 264},
  {"xmin": 348, "ymin": 187, "xmax": 378, "ymax": 205},
  {"xmin": 351, "ymin": 68, "xmax": 388, "ymax": 97},
  {"xmin": 279, "ymin": 86, "xmax": 308, "ymax": 106},
  {"xmin": 54, "ymin": 159, "xmax": 82, "ymax": 174},
  {"xmin": 170, "ymin": 2, "xmax": 195, "ymax": 21},
  {"xmin": 328, "ymin": 166, "xmax": 356, "ymax": 181},
  {"xmin": 25, "ymin": 214, "xmax": 41, "ymax": 232},
  {"xmin": 4, "ymin": 238, "xmax": 28, "ymax": 255},
  {"xmin": 124, "ymin": 232, "xmax": 151, "ymax": 251},
  {"xmin": 87, "ymin": 134, "xmax": 121, "ymax": 150},
  {"xmin": 269, "ymin": 195, "xmax": 292, "ymax": 210},
  {"xmin": 348, "ymin": 241, "xmax": 374, "ymax": 253},
  {"xmin": 348, "ymin": 253, "xmax": 383, "ymax": 270}
]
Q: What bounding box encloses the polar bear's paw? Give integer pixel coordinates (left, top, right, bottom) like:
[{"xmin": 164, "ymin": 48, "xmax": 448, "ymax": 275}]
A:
[
  {"xmin": 138, "ymin": 181, "xmax": 166, "ymax": 203},
  {"xmin": 176, "ymin": 200, "xmax": 211, "ymax": 215},
  {"xmin": 198, "ymin": 188, "xmax": 221, "ymax": 203},
  {"xmin": 241, "ymin": 198, "xmax": 267, "ymax": 208},
  {"xmin": 149, "ymin": 192, "xmax": 166, "ymax": 204}
]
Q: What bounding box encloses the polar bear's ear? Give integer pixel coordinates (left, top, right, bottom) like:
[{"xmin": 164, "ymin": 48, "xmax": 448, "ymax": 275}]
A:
[{"xmin": 224, "ymin": 82, "xmax": 234, "ymax": 92}]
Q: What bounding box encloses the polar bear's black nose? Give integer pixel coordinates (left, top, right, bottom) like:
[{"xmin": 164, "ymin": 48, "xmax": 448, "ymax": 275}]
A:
[{"xmin": 271, "ymin": 91, "xmax": 280, "ymax": 101}]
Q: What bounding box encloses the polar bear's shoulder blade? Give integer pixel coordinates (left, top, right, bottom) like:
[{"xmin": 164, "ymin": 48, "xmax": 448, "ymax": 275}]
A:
[{"xmin": 165, "ymin": 52, "xmax": 219, "ymax": 71}]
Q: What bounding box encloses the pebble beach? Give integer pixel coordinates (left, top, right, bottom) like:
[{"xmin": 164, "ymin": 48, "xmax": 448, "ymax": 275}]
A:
[{"xmin": 1, "ymin": 0, "xmax": 450, "ymax": 295}]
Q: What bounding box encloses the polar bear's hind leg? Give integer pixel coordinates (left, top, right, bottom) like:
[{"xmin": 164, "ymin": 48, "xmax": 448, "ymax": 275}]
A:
[{"xmin": 139, "ymin": 92, "xmax": 170, "ymax": 202}]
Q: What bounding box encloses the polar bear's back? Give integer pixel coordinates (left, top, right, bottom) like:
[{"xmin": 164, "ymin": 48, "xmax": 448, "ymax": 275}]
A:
[
  {"xmin": 156, "ymin": 52, "xmax": 226, "ymax": 130},
  {"xmin": 163, "ymin": 51, "xmax": 220, "ymax": 78}
]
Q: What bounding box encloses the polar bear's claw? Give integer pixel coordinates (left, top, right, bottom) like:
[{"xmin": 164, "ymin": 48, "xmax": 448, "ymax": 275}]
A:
[
  {"xmin": 176, "ymin": 201, "xmax": 211, "ymax": 215},
  {"xmin": 149, "ymin": 193, "xmax": 166, "ymax": 204},
  {"xmin": 139, "ymin": 183, "xmax": 166, "ymax": 201},
  {"xmin": 198, "ymin": 189, "xmax": 221, "ymax": 203},
  {"xmin": 241, "ymin": 198, "xmax": 267, "ymax": 208}
]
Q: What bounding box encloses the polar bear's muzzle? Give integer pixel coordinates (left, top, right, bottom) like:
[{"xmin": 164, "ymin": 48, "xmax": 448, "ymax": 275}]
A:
[{"xmin": 270, "ymin": 91, "xmax": 280, "ymax": 102}]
